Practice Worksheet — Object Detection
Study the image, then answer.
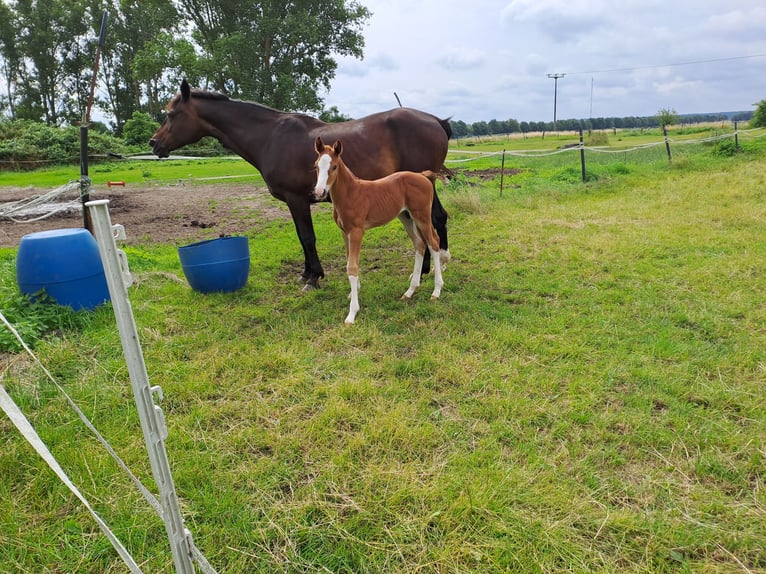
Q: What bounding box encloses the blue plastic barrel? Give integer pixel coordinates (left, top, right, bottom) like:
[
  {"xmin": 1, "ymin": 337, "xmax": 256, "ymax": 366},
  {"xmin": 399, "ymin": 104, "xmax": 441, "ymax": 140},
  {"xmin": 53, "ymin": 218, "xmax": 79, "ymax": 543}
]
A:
[
  {"xmin": 178, "ymin": 236, "xmax": 250, "ymax": 293},
  {"xmin": 16, "ymin": 228, "xmax": 110, "ymax": 311}
]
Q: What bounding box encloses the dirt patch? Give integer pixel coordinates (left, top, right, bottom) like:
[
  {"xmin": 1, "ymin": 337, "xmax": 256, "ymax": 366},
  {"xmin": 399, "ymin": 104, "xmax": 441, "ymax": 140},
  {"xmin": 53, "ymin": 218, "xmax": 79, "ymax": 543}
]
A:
[
  {"xmin": 0, "ymin": 168, "xmax": 513, "ymax": 249},
  {"xmin": 462, "ymin": 167, "xmax": 525, "ymax": 181},
  {"xmin": 0, "ymin": 181, "xmax": 290, "ymax": 248}
]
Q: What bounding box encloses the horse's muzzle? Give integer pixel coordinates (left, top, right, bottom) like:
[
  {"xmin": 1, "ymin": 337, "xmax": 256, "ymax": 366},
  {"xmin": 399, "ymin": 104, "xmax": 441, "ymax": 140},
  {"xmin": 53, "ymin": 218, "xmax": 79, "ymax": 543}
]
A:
[
  {"xmin": 148, "ymin": 139, "xmax": 169, "ymax": 158},
  {"xmin": 314, "ymin": 187, "xmax": 329, "ymax": 201}
]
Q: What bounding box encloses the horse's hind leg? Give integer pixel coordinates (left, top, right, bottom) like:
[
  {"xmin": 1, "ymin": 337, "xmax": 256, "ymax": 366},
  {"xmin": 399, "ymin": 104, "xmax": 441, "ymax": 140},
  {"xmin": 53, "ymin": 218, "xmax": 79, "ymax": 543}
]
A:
[
  {"xmin": 419, "ymin": 188, "xmax": 450, "ymax": 275},
  {"xmin": 417, "ymin": 219, "xmax": 444, "ymax": 300},
  {"xmin": 431, "ymin": 190, "xmax": 451, "ymax": 268},
  {"xmin": 399, "ymin": 213, "xmax": 424, "ymax": 299},
  {"xmin": 429, "ymin": 246, "xmax": 443, "ymax": 300}
]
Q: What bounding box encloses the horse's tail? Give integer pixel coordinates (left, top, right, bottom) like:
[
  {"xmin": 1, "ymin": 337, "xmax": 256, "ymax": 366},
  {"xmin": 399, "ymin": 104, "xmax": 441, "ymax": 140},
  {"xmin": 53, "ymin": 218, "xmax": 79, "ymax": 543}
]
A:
[
  {"xmin": 437, "ymin": 116, "xmax": 453, "ymax": 179},
  {"xmin": 421, "ymin": 170, "xmax": 447, "ymax": 185},
  {"xmin": 438, "ymin": 117, "xmax": 452, "ymax": 140}
]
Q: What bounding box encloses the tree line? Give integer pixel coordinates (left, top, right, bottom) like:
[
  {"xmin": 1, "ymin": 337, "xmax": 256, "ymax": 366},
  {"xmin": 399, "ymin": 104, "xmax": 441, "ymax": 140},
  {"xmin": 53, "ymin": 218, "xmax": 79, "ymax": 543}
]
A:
[
  {"xmin": 450, "ymin": 111, "xmax": 755, "ymax": 139},
  {"xmin": 0, "ymin": 0, "xmax": 370, "ymax": 134}
]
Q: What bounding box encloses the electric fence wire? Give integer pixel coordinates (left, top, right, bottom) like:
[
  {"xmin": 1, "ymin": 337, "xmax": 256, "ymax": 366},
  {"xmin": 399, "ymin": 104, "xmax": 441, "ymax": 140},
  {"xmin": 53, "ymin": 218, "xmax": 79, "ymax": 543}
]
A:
[{"xmin": 0, "ymin": 311, "xmax": 218, "ymax": 574}]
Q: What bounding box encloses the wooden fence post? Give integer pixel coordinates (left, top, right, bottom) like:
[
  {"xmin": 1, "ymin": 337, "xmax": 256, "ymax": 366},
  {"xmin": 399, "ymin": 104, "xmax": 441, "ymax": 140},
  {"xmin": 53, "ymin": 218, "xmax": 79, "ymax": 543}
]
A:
[
  {"xmin": 579, "ymin": 128, "xmax": 586, "ymax": 182},
  {"xmin": 734, "ymin": 121, "xmax": 739, "ymax": 152}
]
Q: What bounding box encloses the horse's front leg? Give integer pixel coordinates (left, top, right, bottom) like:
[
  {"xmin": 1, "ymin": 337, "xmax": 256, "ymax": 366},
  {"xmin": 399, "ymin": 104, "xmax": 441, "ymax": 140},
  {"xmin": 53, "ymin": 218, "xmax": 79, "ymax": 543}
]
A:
[
  {"xmin": 344, "ymin": 230, "xmax": 363, "ymax": 324},
  {"xmin": 285, "ymin": 194, "xmax": 324, "ymax": 289}
]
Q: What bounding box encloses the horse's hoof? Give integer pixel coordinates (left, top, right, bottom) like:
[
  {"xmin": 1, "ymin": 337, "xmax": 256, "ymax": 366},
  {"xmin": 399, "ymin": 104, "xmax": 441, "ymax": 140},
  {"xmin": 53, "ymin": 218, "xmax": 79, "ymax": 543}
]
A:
[
  {"xmin": 302, "ymin": 282, "xmax": 318, "ymax": 293},
  {"xmin": 430, "ymin": 294, "xmax": 440, "ymax": 301}
]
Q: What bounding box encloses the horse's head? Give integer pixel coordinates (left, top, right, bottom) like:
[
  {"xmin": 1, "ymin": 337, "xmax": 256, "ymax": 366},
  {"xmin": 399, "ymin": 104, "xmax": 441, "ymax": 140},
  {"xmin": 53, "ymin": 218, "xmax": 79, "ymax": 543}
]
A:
[
  {"xmin": 149, "ymin": 79, "xmax": 207, "ymax": 158},
  {"xmin": 313, "ymin": 136, "xmax": 343, "ymax": 201}
]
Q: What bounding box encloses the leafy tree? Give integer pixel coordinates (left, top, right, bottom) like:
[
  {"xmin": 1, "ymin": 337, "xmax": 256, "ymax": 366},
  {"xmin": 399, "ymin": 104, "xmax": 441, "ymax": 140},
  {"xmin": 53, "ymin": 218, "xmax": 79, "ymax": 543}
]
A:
[
  {"xmin": 471, "ymin": 121, "xmax": 489, "ymax": 136},
  {"xmin": 657, "ymin": 107, "xmax": 678, "ymax": 128},
  {"xmin": 176, "ymin": 0, "xmax": 370, "ymax": 112},
  {"xmin": 98, "ymin": 0, "xmax": 185, "ymax": 132},
  {"xmin": 0, "ymin": 1, "xmax": 21, "ymax": 117},
  {"xmin": 751, "ymin": 99, "xmax": 766, "ymax": 128},
  {"xmin": 319, "ymin": 105, "xmax": 352, "ymax": 123},
  {"xmin": 10, "ymin": 0, "xmax": 94, "ymax": 124},
  {"xmin": 122, "ymin": 111, "xmax": 159, "ymax": 146},
  {"xmin": 450, "ymin": 120, "xmax": 469, "ymax": 138}
]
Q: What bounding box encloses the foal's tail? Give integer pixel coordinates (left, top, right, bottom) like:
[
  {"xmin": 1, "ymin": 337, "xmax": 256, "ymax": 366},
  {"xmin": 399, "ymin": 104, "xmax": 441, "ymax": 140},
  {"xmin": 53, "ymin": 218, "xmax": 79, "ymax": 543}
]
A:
[{"xmin": 421, "ymin": 170, "xmax": 447, "ymax": 185}]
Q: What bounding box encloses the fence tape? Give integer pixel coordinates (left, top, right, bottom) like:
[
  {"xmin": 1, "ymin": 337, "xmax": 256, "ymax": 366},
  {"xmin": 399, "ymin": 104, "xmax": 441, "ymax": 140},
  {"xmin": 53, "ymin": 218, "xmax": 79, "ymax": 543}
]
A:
[
  {"xmin": 0, "ymin": 311, "xmax": 218, "ymax": 573},
  {"xmin": 0, "ymin": 314, "xmax": 144, "ymax": 573}
]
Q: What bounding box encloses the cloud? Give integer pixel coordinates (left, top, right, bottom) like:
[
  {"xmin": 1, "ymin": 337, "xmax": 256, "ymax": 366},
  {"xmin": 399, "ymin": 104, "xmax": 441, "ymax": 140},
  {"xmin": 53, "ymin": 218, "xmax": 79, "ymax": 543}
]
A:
[
  {"xmin": 435, "ymin": 48, "xmax": 487, "ymax": 70},
  {"xmin": 337, "ymin": 53, "xmax": 398, "ymax": 78}
]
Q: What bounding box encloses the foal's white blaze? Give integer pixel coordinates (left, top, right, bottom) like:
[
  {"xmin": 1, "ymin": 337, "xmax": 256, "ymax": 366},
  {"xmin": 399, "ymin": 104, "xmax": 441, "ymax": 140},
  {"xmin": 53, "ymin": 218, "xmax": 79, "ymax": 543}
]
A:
[{"xmin": 314, "ymin": 153, "xmax": 332, "ymax": 200}]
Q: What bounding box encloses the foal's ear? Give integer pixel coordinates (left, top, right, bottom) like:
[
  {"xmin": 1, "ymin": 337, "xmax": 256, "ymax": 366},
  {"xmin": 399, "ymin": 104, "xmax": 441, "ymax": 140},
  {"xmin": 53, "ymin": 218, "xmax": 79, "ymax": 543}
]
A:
[
  {"xmin": 333, "ymin": 140, "xmax": 343, "ymax": 156},
  {"xmin": 314, "ymin": 136, "xmax": 324, "ymax": 154},
  {"xmin": 181, "ymin": 79, "xmax": 191, "ymax": 101}
]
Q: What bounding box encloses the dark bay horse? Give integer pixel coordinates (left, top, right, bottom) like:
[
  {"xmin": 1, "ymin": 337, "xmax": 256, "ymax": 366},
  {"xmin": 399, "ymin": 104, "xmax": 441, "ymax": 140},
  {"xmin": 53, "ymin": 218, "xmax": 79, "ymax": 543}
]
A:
[
  {"xmin": 149, "ymin": 80, "xmax": 451, "ymax": 289},
  {"xmin": 314, "ymin": 137, "xmax": 445, "ymax": 324}
]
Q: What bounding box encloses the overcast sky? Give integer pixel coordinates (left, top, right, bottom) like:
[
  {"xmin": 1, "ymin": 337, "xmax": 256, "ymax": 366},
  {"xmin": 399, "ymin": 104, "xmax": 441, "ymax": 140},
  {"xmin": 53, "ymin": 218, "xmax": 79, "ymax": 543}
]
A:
[{"xmin": 321, "ymin": 0, "xmax": 766, "ymax": 124}]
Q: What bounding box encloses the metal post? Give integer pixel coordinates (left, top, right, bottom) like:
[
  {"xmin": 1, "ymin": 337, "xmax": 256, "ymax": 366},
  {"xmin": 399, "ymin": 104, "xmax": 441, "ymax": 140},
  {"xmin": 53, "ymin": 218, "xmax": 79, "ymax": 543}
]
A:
[
  {"xmin": 547, "ymin": 73, "xmax": 565, "ymax": 132},
  {"xmin": 579, "ymin": 128, "xmax": 586, "ymax": 182},
  {"xmin": 86, "ymin": 199, "xmax": 196, "ymax": 574},
  {"xmin": 499, "ymin": 149, "xmax": 506, "ymax": 197},
  {"xmin": 80, "ymin": 12, "xmax": 108, "ymax": 234},
  {"xmin": 663, "ymin": 125, "xmax": 672, "ymax": 163}
]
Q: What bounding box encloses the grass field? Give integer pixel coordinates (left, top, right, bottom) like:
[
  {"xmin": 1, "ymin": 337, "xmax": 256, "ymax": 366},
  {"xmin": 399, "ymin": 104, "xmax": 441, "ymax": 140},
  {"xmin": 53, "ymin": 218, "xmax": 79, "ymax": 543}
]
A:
[{"xmin": 1, "ymin": 133, "xmax": 765, "ymax": 572}]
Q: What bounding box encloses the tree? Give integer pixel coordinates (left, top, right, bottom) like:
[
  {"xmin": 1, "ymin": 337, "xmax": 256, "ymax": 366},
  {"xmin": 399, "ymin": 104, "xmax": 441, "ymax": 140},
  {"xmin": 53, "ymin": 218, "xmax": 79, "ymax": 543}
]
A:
[
  {"xmin": 122, "ymin": 111, "xmax": 159, "ymax": 146},
  {"xmin": 751, "ymin": 99, "xmax": 766, "ymax": 128},
  {"xmin": 98, "ymin": 0, "xmax": 186, "ymax": 132},
  {"xmin": 177, "ymin": 0, "xmax": 370, "ymax": 112},
  {"xmin": 657, "ymin": 107, "xmax": 678, "ymax": 128},
  {"xmin": 0, "ymin": 1, "xmax": 21, "ymax": 117},
  {"xmin": 319, "ymin": 105, "xmax": 351, "ymax": 123}
]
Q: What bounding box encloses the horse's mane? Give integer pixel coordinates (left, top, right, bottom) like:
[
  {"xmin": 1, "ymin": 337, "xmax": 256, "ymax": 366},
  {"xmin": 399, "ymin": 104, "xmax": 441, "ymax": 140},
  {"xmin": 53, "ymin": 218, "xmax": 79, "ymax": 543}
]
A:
[
  {"xmin": 190, "ymin": 89, "xmax": 230, "ymax": 102},
  {"xmin": 188, "ymin": 88, "xmax": 288, "ymax": 115}
]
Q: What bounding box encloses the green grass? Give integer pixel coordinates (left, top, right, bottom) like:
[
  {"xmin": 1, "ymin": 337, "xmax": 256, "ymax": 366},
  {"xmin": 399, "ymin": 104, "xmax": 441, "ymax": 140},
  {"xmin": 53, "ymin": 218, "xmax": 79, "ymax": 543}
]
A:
[
  {"xmin": 1, "ymin": 141, "xmax": 765, "ymax": 572},
  {"xmin": 0, "ymin": 157, "xmax": 264, "ymax": 189}
]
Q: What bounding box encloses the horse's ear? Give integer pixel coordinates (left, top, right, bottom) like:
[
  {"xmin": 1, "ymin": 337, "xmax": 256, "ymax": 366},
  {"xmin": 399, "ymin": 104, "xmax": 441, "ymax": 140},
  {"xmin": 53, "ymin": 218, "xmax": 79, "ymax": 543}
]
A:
[
  {"xmin": 314, "ymin": 136, "xmax": 324, "ymax": 153},
  {"xmin": 333, "ymin": 140, "xmax": 343, "ymax": 156},
  {"xmin": 181, "ymin": 79, "xmax": 190, "ymax": 102}
]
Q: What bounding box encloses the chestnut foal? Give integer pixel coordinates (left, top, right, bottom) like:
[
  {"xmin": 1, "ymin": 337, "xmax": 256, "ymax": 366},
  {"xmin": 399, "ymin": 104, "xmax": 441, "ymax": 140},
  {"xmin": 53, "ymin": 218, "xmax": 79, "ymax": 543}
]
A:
[{"xmin": 313, "ymin": 137, "xmax": 447, "ymax": 324}]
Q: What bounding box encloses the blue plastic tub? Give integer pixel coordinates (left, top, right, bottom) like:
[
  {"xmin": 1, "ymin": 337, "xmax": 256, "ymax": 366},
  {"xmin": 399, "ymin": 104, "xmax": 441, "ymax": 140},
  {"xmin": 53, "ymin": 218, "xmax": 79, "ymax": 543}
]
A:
[
  {"xmin": 178, "ymin": 236, "xmax": 250, "ymax": 293},
  {"xmin": 16, "ymin": 228, "xmax": 110, "ymax": 311}
]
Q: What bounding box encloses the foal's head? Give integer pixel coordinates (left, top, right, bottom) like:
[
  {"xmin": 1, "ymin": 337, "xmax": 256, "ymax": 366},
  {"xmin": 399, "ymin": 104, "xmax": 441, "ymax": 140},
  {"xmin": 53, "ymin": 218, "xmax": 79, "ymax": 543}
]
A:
[{"xmin": 313, "ymin": 137, "xmax": 343, "ymax": 201}]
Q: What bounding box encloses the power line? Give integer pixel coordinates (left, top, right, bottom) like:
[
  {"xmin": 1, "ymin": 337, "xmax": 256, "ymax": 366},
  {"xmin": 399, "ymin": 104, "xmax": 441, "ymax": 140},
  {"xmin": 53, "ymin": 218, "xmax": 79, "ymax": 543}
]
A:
[{"xmin": 566, "ymin": 53, "xmax": 766, "ymax": 76}]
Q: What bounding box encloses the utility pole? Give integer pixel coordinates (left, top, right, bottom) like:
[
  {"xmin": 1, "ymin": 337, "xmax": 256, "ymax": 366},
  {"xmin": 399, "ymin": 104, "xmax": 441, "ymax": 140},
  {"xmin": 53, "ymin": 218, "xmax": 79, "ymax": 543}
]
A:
[{"xmin": 547, "ymin": 73, "xmax": 565, "ymax": 132}]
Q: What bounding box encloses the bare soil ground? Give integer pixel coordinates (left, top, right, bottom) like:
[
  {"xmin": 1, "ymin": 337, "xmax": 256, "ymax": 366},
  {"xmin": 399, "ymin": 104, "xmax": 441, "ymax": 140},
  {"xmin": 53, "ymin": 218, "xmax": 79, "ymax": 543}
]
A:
[
  {"xmin": 0, "ymin": 167, "xmax": 506, "ymax": 249},
  {"xmin": 0, "ymin": 181, "xmax": 289, "ymax": 248}
]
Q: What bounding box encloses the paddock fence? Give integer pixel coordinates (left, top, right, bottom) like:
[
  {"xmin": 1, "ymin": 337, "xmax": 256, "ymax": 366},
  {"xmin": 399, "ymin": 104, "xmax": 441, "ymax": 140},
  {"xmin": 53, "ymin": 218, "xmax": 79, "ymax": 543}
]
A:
[{"xmin": 444, "ymin": 124, "xmax": 766, "ymax": 194}]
